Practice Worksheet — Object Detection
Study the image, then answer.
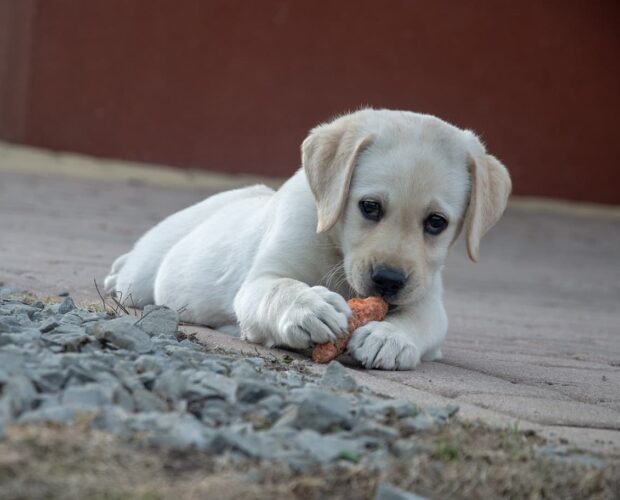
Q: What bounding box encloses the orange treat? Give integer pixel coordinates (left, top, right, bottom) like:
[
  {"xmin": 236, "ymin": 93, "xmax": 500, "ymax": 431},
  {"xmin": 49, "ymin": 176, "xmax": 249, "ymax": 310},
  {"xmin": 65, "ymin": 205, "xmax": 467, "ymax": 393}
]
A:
[{"xmin": 312, "ymin": 296, "xmax": 389, "ymax": 363}]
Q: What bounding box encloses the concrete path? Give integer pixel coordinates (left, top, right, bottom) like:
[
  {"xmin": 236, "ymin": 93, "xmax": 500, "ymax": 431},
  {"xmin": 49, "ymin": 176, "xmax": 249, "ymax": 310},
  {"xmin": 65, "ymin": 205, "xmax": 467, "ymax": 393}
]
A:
[{"xmin": 1, "ymin": 143, "xmax": 619, "ymax": 454}]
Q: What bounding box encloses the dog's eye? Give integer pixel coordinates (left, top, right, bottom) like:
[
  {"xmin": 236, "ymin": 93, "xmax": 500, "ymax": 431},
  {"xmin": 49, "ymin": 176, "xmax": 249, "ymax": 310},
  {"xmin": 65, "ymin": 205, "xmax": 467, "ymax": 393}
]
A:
[
  {"xmin": 424, "ymin": 213, "xmax": 448, "ymax": 235},
  {"xmin": 359, "ymin": 200, "xmax": 383, "ymax": 221}
]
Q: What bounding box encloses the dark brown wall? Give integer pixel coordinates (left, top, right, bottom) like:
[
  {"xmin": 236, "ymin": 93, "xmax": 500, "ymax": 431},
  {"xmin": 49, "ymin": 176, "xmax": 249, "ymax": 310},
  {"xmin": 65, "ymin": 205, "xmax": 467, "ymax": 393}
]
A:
[{"xmin": 1, "ymin": 0, "xmax": 619, "ymax": 204}]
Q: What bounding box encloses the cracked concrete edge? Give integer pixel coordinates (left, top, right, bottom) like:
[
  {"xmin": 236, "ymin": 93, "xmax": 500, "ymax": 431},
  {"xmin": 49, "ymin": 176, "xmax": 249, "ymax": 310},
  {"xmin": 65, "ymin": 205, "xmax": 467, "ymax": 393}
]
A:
[
  {"xmin": 1, "ymin": 140, "xmax": 619, "ymax": 217},
  {"xmin": 188, "ymin": 325, "xmax": 620, "ymax": 457}
]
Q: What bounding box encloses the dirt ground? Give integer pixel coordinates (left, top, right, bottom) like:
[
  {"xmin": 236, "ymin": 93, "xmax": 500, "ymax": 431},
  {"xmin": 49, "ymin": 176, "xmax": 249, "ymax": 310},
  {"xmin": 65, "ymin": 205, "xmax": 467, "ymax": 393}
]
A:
[{"xmin": 1, "ymin": 412, "xmax": 618, "ymax": 500}]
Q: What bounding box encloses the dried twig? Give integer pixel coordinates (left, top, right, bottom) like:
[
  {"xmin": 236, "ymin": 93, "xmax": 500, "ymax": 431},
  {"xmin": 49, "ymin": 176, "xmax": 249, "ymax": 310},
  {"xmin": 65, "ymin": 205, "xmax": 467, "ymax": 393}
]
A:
[
  {"xmin": 128, "ymin": 293, "xmax": 138, "ymax": 316},
  {"xmin": 134, "ymin": 307, "xmax": 157, "ymax": 326},
  {"xmin": 109, "ymin": 295, "xmax": 130, "ymax": 315},
  {"xmin": 93, "ymin": 278, "xmax": 109, "ymax": 314}
]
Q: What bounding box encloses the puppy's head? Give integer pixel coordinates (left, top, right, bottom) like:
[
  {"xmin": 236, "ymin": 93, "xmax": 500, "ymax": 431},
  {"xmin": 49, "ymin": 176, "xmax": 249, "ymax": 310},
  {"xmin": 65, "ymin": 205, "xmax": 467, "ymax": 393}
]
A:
[{"xmin": 303, "ymin": 109, "xmax": 511, "ymax": 304}]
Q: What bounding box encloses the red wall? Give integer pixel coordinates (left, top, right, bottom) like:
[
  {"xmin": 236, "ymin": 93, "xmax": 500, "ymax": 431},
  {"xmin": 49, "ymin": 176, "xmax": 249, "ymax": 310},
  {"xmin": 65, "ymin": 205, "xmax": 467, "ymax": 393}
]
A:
[{"xmin": 1, "ymin": 1, "xmax": 619, "ymax": 204}]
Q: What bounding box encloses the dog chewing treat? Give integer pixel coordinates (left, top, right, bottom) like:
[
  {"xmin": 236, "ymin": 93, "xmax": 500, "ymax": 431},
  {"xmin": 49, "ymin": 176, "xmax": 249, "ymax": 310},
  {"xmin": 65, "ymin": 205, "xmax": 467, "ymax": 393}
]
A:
[
  {"xmin": 312, "ymin": 297, "xmax": 389, "ymax": 363},
  {"xmin": 104, "ymin": 109, "xmax": 511, "ymax": 370}
]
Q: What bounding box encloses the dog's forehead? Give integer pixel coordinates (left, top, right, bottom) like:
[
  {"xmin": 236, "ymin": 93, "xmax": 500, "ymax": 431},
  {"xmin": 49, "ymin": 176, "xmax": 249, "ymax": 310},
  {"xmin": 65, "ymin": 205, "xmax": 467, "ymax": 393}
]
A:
[
  {"xmin": 373, "ymin": 114, "xmax": 468, "ymax": 163},
  {"xmin": 358, "ymin": 117, "xmax": 469, "ymax": 183},
  {"xmin": 351, "ymin": 115, "xmax": 471, "ymax": 214}
]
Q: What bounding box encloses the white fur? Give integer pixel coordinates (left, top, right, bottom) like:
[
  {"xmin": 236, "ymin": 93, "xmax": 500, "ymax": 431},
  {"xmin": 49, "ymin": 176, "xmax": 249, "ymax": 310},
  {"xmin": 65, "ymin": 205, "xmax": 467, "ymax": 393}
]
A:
[{"xmin": 104, "ymin": 109, "xmax": 511, "ymax": 370}]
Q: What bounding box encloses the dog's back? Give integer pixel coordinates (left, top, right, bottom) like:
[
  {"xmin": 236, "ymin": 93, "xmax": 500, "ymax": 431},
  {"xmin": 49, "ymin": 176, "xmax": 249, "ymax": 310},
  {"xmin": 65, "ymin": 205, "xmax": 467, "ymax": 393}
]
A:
[{"xmin": 104, "ymin": 184, "xmax": 274, "ymax": 307}]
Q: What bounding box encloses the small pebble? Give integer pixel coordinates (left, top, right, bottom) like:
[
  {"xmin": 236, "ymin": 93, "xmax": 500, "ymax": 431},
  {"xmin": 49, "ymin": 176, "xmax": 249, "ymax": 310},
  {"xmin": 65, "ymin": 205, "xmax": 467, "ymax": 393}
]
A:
[
  {"xmin": 320, "ymin": 361, "xmax": 357, "ymax": 392},
  {"xmin": 58, "ymin": 297, "xmax": 76, "ymax": 315}
]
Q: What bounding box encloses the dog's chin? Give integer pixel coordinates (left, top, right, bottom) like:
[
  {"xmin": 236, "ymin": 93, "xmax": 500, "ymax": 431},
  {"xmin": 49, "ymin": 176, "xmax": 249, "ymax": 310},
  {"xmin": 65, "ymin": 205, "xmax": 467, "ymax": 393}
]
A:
[
  {"xmin": 390, "ymin": 286, "xmax": 425, "ymax": 306},
  {"xmin": 381, "ymin": 294, "xmax": 408, "ymax": 308},
  {"xmin": 379, "ymin": 287, "xmax": 423, "ymax": 308}
]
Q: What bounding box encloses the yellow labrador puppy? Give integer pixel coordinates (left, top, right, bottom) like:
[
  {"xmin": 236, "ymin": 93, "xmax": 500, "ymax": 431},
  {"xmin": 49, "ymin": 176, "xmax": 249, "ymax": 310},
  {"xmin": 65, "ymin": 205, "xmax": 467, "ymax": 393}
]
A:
[{"xmin": 104, "ymin": 109, "xmax": 511, "ymax": 370}]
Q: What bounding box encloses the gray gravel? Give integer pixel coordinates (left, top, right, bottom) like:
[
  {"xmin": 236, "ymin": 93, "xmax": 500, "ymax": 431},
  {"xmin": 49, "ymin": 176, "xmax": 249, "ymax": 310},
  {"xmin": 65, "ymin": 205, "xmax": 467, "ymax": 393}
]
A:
[{"xmin": 0, "ymin": 295, "xmax": 457, "ymax": 469}]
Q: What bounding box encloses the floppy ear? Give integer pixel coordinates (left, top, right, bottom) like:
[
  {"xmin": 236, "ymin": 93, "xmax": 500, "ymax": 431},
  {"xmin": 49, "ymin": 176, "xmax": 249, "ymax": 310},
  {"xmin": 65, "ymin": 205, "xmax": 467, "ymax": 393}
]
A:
[
  {"xmin": 302, "ymin": 117, "xmax": 373, "ymax": 233},
  {"xmin": 464, "ymin": 153, "xmax": 512, "ymax": 262}
]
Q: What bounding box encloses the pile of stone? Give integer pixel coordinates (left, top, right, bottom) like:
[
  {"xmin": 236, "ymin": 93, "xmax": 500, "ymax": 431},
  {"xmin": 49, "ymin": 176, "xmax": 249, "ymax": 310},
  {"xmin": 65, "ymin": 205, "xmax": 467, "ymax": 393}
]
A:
[{"xmin": 0, "ymin": 295, "xmax": 457, "ymax": 470}]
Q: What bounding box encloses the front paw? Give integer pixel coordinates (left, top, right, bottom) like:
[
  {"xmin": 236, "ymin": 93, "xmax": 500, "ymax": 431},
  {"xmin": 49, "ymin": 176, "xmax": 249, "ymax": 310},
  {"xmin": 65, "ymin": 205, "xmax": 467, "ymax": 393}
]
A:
[
  {"xmin": 347, "ymin": 321, "xmax": 420, "ymax": 370},
  {"xmin": 278, "ymin": 286, "xmax": 351, "ymax": 348}
]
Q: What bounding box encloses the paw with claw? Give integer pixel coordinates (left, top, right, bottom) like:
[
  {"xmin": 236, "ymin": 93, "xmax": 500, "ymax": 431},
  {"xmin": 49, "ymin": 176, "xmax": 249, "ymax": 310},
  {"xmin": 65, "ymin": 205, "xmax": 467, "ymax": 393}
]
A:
[
  {"xmin": 347, "ymin": 321, "xmax": 420, "ymax": 370},
  {"xmin": 278, "ymin": 286, "xmax": 351, "ymax": 348}
]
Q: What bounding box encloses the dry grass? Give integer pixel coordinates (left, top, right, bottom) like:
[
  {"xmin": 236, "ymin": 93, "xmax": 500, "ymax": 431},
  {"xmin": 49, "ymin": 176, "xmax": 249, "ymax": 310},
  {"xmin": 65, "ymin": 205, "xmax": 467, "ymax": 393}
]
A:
[
  {"xmin": 9, "ymin": 291, "xmax": 106, "ymax": 314},
  {"xmin": 0, "ymin": 418, "xmax": 618, "ymax": 500}
]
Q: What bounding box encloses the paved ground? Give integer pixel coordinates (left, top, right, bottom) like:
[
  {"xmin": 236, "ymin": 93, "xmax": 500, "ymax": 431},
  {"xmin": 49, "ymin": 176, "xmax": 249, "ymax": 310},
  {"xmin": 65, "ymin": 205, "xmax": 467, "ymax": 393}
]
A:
[{"xmin": 1, "ymin": 143, "xmax": 619, "ymax": 454}]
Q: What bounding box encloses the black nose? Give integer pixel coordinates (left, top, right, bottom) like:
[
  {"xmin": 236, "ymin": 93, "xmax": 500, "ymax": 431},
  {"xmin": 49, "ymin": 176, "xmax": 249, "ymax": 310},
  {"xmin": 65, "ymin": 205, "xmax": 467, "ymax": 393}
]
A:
[{"xmin": 371, "ymin": 265, "xmax": 407, "ymax": 298}]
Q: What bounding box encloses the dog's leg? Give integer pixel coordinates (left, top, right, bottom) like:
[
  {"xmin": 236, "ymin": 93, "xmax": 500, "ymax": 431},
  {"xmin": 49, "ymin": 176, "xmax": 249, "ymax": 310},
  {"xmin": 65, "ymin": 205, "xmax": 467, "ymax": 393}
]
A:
[
  {"xmin": 347, "ymin": 295, "xmax": 448, "ymax": 370},
  {"xmin": 103, "ymin": 252, "xmax": 130, "ymax": 296},
  {"xmin": 234, "ymin": 277, "xmax": 351, "ymax": 349}
]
